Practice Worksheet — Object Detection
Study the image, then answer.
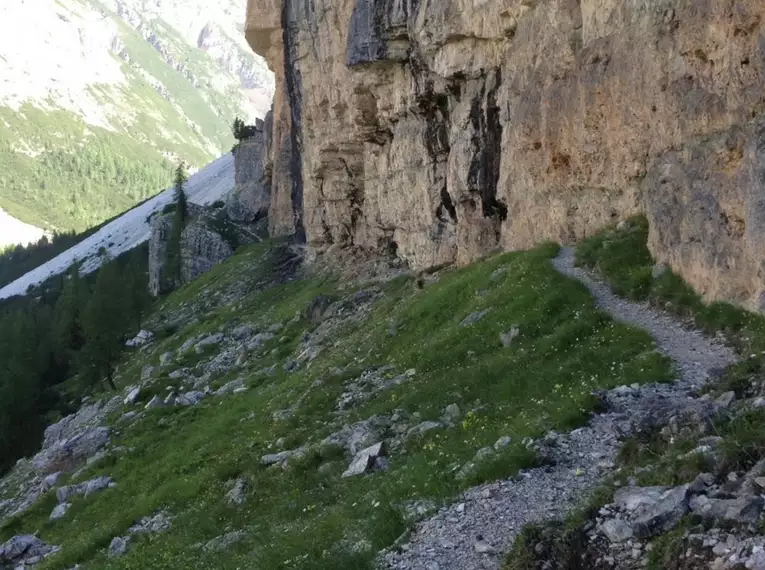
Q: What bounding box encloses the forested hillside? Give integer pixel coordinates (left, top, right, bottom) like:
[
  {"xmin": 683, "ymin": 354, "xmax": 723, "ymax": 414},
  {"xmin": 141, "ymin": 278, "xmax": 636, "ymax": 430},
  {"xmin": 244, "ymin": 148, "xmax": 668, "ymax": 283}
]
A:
[{"xmin": 0, "ymin": 246, "xmax": 151, "ymax": 475}]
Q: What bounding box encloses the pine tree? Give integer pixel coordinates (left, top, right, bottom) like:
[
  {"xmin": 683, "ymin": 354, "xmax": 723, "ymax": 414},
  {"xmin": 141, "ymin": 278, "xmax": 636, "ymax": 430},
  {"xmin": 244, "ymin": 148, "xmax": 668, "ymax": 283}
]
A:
[
  {"xmin": 0, "ymin": 310, "xmax": 44, "ymax": 471},
  {"xmin": 165, "ymin": 162, "xmax": 188, "ymax": 287},
  {"xmin": 53, "ymin": 265, "xmax": 86, "ymax": 372},
  {"xmin": 124, "ymin": 249, "xmax": 151, "ymax": 330},
  {"xmin": 232, "ymin": 117, "xmax": 245, "ymax": 140},
  {"xmin": 81, "ymin": 261, "xmax": 126, "ymax": 390}
]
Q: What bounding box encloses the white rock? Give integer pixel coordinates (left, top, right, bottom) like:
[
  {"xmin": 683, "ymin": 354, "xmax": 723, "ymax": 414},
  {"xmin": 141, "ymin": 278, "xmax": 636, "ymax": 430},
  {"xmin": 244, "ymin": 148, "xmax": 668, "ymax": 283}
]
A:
[
  {"xmin": 145, "ymin": 395, "xmax": 164, "ymax": 410},
  {"xmin": 123, "ymin": 387, "xmax": 141, "ymax": 405},
  {"xmin": 49, "ymin": 503, "xmax": 71, "ymax": 521}
]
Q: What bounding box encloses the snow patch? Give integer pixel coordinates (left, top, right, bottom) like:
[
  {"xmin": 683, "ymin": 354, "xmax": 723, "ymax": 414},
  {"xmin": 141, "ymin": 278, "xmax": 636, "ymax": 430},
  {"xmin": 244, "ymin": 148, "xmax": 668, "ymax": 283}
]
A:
[{"xmin": 0, "ymin": 211, "xmax": 48, "ymax": 250}]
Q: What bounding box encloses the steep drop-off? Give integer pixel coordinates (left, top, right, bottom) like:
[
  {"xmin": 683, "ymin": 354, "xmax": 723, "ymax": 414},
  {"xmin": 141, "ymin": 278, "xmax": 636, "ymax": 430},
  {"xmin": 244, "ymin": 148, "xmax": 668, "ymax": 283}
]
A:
[{"xmin": 244, "ymin": 0, "xmax": 765, "ymax": 311}]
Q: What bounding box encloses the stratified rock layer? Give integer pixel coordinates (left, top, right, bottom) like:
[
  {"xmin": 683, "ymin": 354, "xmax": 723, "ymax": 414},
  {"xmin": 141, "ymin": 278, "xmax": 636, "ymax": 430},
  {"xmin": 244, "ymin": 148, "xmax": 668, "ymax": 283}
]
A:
[{"xmin": 246, "ymin": 0, "xmax": 765, "ymax": 310}]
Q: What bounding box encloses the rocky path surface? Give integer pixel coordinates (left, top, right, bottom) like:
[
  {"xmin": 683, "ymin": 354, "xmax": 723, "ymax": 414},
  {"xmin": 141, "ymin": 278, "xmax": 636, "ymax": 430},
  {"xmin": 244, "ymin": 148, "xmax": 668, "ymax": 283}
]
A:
[{"xmin": 381, "ymin": 247, "xmax": 736, "ymax": 570}]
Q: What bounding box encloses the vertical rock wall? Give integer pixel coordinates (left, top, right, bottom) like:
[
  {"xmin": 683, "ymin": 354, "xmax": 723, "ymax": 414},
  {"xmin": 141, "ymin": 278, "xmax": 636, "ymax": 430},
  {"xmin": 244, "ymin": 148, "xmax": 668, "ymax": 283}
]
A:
[{"xmin": 245, "ymin": 0, "xmax": 765, "ymax": 311}]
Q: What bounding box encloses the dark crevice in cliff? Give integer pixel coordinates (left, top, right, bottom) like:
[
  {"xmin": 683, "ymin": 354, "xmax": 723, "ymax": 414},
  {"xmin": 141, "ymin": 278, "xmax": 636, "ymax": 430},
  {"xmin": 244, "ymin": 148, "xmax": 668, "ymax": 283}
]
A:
[
  {"xmin": 282, "ymin": 0, "xmax": 306, "ymax": 243},
  {"xmin": 468, "ymin": 70, "xmax": 507, "ymax": 224},
  {"xmin": 415, "ymin": 70, "xmax": 456, "ymax": 226},
  {"xmin": 340, "ymin": 157, "xmax": 364, "ymax": 244}
]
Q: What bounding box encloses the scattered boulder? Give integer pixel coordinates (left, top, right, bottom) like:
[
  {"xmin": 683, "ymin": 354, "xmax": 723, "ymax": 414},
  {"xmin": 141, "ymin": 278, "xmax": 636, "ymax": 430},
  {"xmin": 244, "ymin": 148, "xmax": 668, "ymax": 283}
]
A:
[
  {"xmin": 236, "ymin": 345, "xmax": 249, "ymax": 366},
  {"xmin": 195, "ymin": 333, "xmax": 224, "ymax": 354},
  {"xmin": 231, "ymin": 324, "xmax": 254, "ymax": 340},
  {"xmin": 494, "ymin": 436, "xmax": 512, "ymax": 451},
  {"xmin": 0, "ymin": 535, "xmax": 58, "ymax": 567},
  {"xmin": 342, "ymin": 442, "xmax": 387, "ymax": 478},
  {"xmin": 108, "ymin": 536, "xmax": 130, "ymax": 558},
  {"xmin": 125, "ymin": 330, "xmax": 154, "ymax": 348},
  {"xmin": 322, "ymin": 416, "xmax": 391, "ymax": 455},
  {"xmin": 49, "ymin": 503, "xmax": 71, "ymax": 521},
  {"xmin": 179, "ymin": 337, "xmax": 198, "ymax": 355},
  {"xmin": 600, "ymin": 519, "xmax": 634, "ymax": 543},
  {"xmin": 247, "ymin": 332, "xmax": 274, "ymax": 351},
  {"xmin": 441, "ymin": 404, "xmax": 462, "ymax": 426},
  {"xmin": 261, "ymin": 446, "xmax": 309, "ymax": 467},
  {"xmin": 460, "ymin": 309, "xmax": 490, "ymax": 328},
  {"xmin": 42, "ymin": 472, "xmax": 62, "ymax": 490},
  {"xmin": 500, "ymin": 326, "xmax": 520, "ymax": 347},
  {"xmin": 715, "ymin": 391, "xmax": 736, "ymax": 408},
  {"xmin": 140, "ymin": 366, "xmax": 155, "ymax": 381},
  {"xmin": 227, "ymin": 478, "xmax": 247, "ymax": 506},
  {"xmin": 159, "ymin": 352, "xmax": 174, "ymax": 366},
  {"xmin": 690, "ymin": 494, "xmax": 764, "ymax": 524},
  {"xmin": 407, "ymin": 421, "xmax": 443, "ymax": 439},
  {"xmin": 176, "ymin": 391, "xmax": 206, "ymax": 407},
  {"xmin": 168, "ymin": 368, "xmax": 191, "ymax": 380},
  {"xmin": 42, "ymin": 399, "xmax": 119, "ymax": 450},
  {"xmin": 124, "ymin": 387, "xmax": 141, "ymax": 405},
  {"xmin": 56, "ymin": 476, "xmax": 114, "ymax": 503},
  {"xmin": 128, "ymin": 510, "xmax": 173, "ymax": 534},
  {"xmin": 203, "ymin": 530, "xmax": 246, "ymax": 552},
  {"xmin": 33, "ymin": 426, "xmax": 111, "ymax": 474},
  {"xmin": 145, "ymin": 395, "xmax": 165, "ymax": 410},
  {"xmin": 214, "ymin": 378, "xmax": 245, "ymax": 396}
]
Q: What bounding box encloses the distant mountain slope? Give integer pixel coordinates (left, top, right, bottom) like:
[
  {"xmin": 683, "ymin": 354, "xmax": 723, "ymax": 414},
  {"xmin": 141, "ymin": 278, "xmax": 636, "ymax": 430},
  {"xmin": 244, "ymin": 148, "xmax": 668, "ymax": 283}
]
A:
[
  {"xmin": 0, "ymin": 0, "xmax": 271, "ymax": 233},
  {"xmin": 0, "ymin": 153, "xmax": 234, "ymax": 300}
]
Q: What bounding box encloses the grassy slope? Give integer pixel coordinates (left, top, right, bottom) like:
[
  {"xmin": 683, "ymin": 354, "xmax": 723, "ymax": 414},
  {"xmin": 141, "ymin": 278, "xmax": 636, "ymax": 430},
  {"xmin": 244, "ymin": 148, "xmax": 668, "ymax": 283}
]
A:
[
  {"xmin": 0, "ymin": 0, "xmax": 249, "ymax": 233},
  {"xmin": 0, "ymin": 241, "xmax": 674, "ymax": 569}
]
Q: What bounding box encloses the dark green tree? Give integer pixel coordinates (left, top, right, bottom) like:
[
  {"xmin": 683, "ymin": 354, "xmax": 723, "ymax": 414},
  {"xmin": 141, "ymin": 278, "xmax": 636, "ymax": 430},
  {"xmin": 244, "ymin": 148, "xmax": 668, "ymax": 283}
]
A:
[
  {"xmin": 81, "ymin": 261, "xmax": 126, "ymax": 390},
  {"xmin": 123, "ymin": 248, "xmax": 151, "ymax": 330},
  {"xmin": 232, "ymin": 116, "xmax": 245, "ymax": 140},
  {"xmin": 0, "ymin": 310, "xmax": 45, "ymax": 472},
  {"xmin": 165, "ymin": 162, "xmax": 188, "ymax": 287},
  {"xmin": 52, "ymin": 265, "xmax": 86, "ymax": 372}
]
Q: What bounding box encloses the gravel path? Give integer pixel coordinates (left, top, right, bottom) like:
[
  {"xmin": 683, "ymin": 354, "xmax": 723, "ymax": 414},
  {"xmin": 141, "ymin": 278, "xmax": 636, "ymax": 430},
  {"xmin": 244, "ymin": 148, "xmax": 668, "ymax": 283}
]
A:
[
  {"xmin": 381, "ymin": 247, "xmax": 737, "ymax": 570},
  {"xmin": 551, "ymin": 247, "xmax": 735, "ymax": 388}
]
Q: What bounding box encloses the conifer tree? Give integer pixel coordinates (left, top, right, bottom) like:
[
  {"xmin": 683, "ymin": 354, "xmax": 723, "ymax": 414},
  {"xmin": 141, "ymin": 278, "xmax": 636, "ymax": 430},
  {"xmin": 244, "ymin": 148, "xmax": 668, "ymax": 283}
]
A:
[
  {"xmin": 81, "ymin": 261, "xmax": 126, "ymax": 390},
  {"xmin": 0, "ymin": 310, "xmax": 44, "ymax": 471},
  {"xmin": 165, "ymin": 162, "xmax": 188, "ymax": 287},
  {"xmin": 53, "ymin": 265, "xmax": 86, "ymax": 372},
  {"xmin": 124, "ymin": 249, "xmax": 151, "ymax": 330},
  {"xmin": 232, "ymin": 116, "xmax": 245, "ymax": 140}
]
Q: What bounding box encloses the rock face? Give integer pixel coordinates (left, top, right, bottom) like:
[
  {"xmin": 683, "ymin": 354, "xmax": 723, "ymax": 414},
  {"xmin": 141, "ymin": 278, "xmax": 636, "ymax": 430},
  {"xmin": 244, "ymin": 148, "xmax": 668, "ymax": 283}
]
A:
[
  {"xmin": 228, "ymin": 120, "xmax": 271, "ymax": 223},
  {"xmin": 245, "ymin": 0, "xmax": 765, "ymax": 310},
  {"xmin": 148, "ymin": 203, "xmax": 261, "ymax": 296}
]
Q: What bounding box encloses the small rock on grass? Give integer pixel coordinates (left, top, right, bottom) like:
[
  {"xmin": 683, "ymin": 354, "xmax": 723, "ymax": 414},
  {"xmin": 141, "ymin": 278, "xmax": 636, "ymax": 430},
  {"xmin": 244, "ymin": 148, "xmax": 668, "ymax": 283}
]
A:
[
  {"xmin": 108, "ymin": 536, "xmax": 130, "ymax": 558},
  {"xmin": 226, "ymin": 478, "xmax": 247, "ymax": 506},
  {"xmin": 500, "ymin": 326, "xmax": 520, "ymax": 347},
  {"xmin": 460, "ymin": 309, "xmax": 490, "ymax": 328},
  {"xmin": 49, "ymin": 503, "xmax": 71, "ymax": 521},
  {"xmin": 342, "ymin": 442, "xmax": 387, "ymax": 478}
]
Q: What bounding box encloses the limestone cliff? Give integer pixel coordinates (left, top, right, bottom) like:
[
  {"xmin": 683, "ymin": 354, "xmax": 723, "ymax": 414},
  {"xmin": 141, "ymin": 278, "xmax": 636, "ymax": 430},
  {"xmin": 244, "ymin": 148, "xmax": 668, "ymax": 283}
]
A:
[
  {"xmin": 148, "ymin": 203, "xmax": 262, "ymax": 296},
  {"xmin": 245, "ymin": 0, "xmax": 765, "ymax": 311}
]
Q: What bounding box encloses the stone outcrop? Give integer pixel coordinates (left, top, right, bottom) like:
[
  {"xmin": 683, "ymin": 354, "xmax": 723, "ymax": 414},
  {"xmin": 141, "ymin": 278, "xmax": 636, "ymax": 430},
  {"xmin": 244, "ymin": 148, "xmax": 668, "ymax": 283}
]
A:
[
  {"xmin": 148, "ymin": 203, "xmax": 262, "ymax": 296},
  {"xmin": 227, "ymin": 120, "xmax": 271, "ymax": 223},
  {"xmin": 245, "ymin": 0, "xmax": 765, "ymax": 311}
]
